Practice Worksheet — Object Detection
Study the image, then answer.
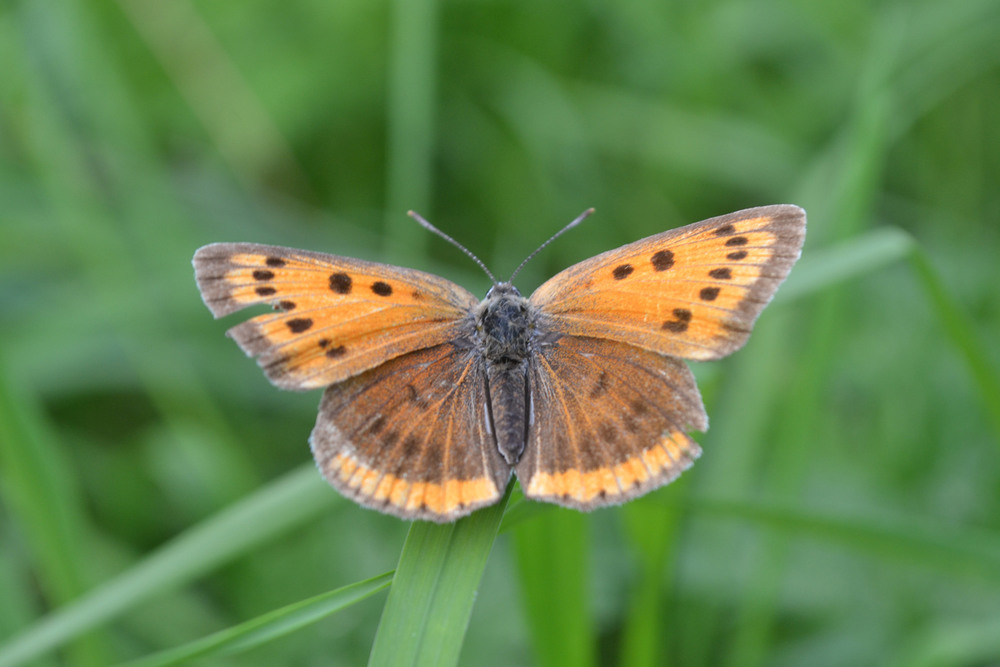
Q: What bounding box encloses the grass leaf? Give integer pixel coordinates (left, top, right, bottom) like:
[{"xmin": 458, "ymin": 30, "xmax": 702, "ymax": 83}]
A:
[
  {"xmin": 117, "ymin": 572, "xmax": 393, "ymax": 667},
  {"xmin": 367, "ymin": 487, "xmax": 510, "ymax": 667},
  {"xmin": 692, "ymin": 497, "xmax": 1000, "ymax": 582},
  {"xmin": 909, "ymin": 248, "xmax": 1000, "ymax": 444},
  {"xmin": 0, "ymin": 465, "xmax": 334, "ymax": 667},
  {"xmin": 0, "ymin": 358, "xmax": 107, "ymax": 667},
  {"xmin": 512, "ymin": 510, "xmax": 594, "ymax": 667}
]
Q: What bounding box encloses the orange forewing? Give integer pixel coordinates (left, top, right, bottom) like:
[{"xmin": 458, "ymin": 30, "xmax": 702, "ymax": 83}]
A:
[
  {"xmin": 530, "ymin": 205, "xmax": 805, "ymax": 361},
  {"xmin": 193, "ymin": 243, "xmax": 478, "ymax": 390}
]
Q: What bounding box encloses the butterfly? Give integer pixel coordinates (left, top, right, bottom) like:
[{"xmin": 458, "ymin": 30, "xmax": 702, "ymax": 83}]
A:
[{"xmin": 193, "ymin": 205, "xmax": 805, "ymax": 522}]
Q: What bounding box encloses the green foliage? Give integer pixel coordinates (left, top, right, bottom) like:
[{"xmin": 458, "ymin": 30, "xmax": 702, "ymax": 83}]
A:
[
  {"xmin": 2, "ymin": 0, "xmax": 999, "ymax": 665},
  {"xmin": 120, "ymin": 571, "xmax": 393, "ymax": 667}
]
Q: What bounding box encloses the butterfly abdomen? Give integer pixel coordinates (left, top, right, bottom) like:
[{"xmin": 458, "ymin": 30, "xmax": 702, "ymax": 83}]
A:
[{"xmin": 485, "ymin": 363, "xmax": 529, "ymax": 465}]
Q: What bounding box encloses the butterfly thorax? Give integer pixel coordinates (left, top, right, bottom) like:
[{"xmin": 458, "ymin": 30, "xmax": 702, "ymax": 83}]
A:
[{"xmin": 475, "ymin": 283, "xmax": 535, "ymax": 364}]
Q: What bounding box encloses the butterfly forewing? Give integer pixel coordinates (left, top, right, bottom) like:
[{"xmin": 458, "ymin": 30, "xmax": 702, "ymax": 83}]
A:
[
  {"xmin": 530, "ymin": 206, "xmax": 806, "ymax": 361},
  {"xmin": 310, "ymin": 342, "xmax": 510, "ymax": 522},
  {"xmin": 517, "ymin": 336, "xmax": 705, "ymax": 508},
  {"xmin": 193, "ymin": 243, "xmax": 478, "ymax": 390}
]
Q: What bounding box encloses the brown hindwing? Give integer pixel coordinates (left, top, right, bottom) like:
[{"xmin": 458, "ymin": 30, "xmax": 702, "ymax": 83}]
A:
[
  {"xmin": 310, "ymin": 342, "xmax": 511, "ymax": 522},
  {"xmin": 517, "ymin": 336, "xmax": 705, "ymax": 509}
]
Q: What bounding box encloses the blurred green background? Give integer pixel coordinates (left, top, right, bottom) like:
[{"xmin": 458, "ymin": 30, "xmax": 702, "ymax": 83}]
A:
[{"xmin": 2, "ymin": 0, "xmax": 999, "ymax": 665}]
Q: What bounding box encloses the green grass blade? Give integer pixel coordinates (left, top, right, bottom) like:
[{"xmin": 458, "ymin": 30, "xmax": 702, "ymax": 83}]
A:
[
  {"xmin": 368, "ymin": 488, "xmax": 510, "ymax": 667},
  {"xmin": 890, "ymin": 615, "xmax": 1000, "ymax": 667},
  {"xmin": 0, "ymin": 357, "xmax": 107, "ymax": 667},
  {"xmin": 719, "ymin": 10, "xmax": 907, "ymax": 661},
  {"xmin": 117, "ymin": 0, "xmax": 306, "ymax": 189},
  {"xmin": 383, "ymin": 0, "xmax": 438, "ymax": 264},
  {"xmin": 777, "ymin": 226, "xmax": 915, "ymax": 303},
  {"xmin": 0, "ymin": 547, "xmax": 44, "ymax": 665},
  {"xmin": 570, "ymin": 81, "xmax": 797, "ymax": 193},
  {"xmin": 618, "ymin": 497, "xmax": 684, "ymax": 667},
  {"xmin": 511, "ymin": 510, "xmax": 594, "ymax": 667},
  {"xmin": 692, "ymin": 497, "xmax": 1000, "ymax": 582},
  {"xmin": 117, "ymin": 572, "xmax": 393, "ymax": 667},
  {"xmin": 497, "ymin": 491, "xmax": 554, "ymax": 534},
  {"xmin": 0, "ymin": 465, "xmax": 335, "ymax": 667},
  {"xmin": 909, "ymin": 248, "xmax": 1000, "ymax": 445}
]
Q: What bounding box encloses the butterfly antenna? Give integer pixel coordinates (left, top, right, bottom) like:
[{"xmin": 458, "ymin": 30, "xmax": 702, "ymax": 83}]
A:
[
  {"xmin": 508, "ymin": 208, "xmax": 594, "ymax": 283},
  {"xmin": 408, "ymin": 211, "xmax": 498, "ymax": 285}
]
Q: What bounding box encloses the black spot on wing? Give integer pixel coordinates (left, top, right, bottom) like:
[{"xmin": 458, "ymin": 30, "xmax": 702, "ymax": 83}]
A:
[
  {"xmin": 613, "ymin": 264, "xmax": 634, "ymax": 280},
  {"xmin": 662, "ymin": 308, "xmax": 692, "ymax": 333},
  {"xmin": 329, "ymin": 272, "xmax": 352, "ymax": 294},
  {"xmin": 287, "ymin": 318, "xmax": 313, "ymax": 333},
  {"xmin": 651, "ymin": 250, "xmax": 674, "ymax": 271}
]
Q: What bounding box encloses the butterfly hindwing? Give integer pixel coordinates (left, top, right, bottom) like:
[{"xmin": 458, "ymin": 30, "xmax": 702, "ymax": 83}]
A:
[
  {"xmin": 193, "ymin": 243, "xmax": 479, "ymax": 390},
  {"xmin": 516, "ymin": 335, "xmax": 705, "ymax": 509},
  {"xmin": 530, "ymin": 205, "xmax": 806, "ymax": 361},
  {"xmin": 310, "ymin": 342, "xmax": 510, "ymax": 522}
]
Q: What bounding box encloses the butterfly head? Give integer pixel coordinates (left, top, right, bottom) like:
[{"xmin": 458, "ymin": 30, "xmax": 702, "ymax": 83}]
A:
[
  {"xmin": 475, "ymin": 283, "xmax": 534, "ymax": 363},
  {"xmin": 407, "ymin": 208, "xmax": 593, "ymax": 364}
]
